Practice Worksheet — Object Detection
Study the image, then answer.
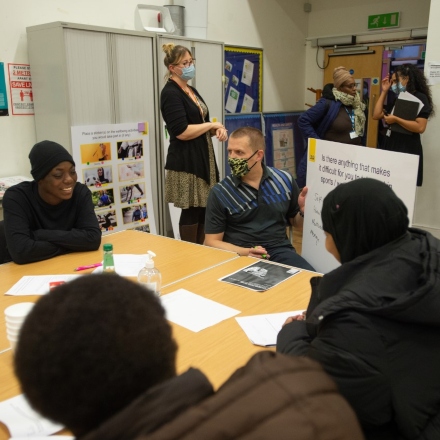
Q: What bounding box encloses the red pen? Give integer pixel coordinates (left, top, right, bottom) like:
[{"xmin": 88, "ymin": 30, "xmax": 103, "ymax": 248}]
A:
[{"xmin": 74, "ymin": 263, "xmax": 102, "ymax": 272}]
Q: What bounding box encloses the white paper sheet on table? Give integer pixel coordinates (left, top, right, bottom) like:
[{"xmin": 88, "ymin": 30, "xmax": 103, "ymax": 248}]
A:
[
  {"xmin": 0, "ymin": 394, "xmax": 64, "ymax": 438},
  {"xmin": 236, "ymin": 310, "xmax": 305, "ymax": 346},
  {"xmin": 4, "ymin": 275, "xmax": 79, "ymax": 296},
  {"xmin": 92, "ymin": 254, "xmax": 148, "ymax": 277},
  {"xmin": 11, "ymin": 437, "xmax": 73, "ymax": 440},
  {"xmin": 160, "ymin": 289, "xmax": 240, "ymax": 332}
]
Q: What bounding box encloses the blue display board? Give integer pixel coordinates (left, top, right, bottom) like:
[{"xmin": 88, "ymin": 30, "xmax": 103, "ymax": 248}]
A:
[
  {"xmin": 224, "ymin": 112, "xmax": 305, "ymax": 179},
  {"xmin": 224, "ymin": 46, "xmax": 262, "ymax": 114},
  {"xmin": 263, "ymin": 112, "xmax": 305, "ymax": 178}
]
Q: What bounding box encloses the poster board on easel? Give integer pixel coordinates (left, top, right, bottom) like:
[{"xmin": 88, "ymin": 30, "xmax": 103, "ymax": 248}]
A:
[
  {"xmin": 302, "ymin": 139, "xmax": 418, "ymax": 274},
  {"xmin": 71, "ymin": 122, "xmax": 157, "ymax": 236}
]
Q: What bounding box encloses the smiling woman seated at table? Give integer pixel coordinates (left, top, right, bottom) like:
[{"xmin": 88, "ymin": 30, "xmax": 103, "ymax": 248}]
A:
[
  {"xmin": 2, "ymin": 140, "xmax": 101, "ymax": 264},
  {"xmin": 14, "ymin": 274, "xmax": 364, "ymax": 440}
]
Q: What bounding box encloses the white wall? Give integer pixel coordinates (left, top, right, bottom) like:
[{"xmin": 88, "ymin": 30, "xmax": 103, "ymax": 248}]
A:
[
  {"xmin": 0, "ymin": 0, "xmax": 168, "ymax": 179},
  {"xmin": 308, "ymin": 0, "xmax": 429, "ymax": 38},
  {"xmin": 413, "ymin": 0, "xmax": 440, "ymax": 236},
  {"xmin": 207, "ymin": 0, "xmax": 309, "ymax": 112},
  {"xmin": 0, "ymin": 0, "xmax": 309, "ymax": 179}
]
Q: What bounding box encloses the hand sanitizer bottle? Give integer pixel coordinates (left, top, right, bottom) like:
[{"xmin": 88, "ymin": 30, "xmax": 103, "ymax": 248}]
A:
[
  {"xmin": 137, "ymin": 251, "xmax": 161, "ymax": 296},
  {"xmin": 102, "ymin": 243, "xmax": 115, "ymax": 273}
]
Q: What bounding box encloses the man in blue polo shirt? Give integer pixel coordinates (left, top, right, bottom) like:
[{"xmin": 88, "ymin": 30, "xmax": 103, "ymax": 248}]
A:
[{"xmin": 204, "ymin": 127, "xmax": 314, "ymax": 271}]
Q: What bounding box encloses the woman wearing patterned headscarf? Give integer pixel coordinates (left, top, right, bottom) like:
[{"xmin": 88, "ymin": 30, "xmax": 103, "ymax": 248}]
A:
[
  {"xmin": 296, "ymin": 66, "xmax": 367, "ymax": 187},
  {"xmin": 277, "ymin": 178, "xmax": 440, "ymax": 440}
]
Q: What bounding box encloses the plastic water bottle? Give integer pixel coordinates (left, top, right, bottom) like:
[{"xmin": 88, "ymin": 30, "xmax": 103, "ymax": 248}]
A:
[
  {"xmin": 137, "ymin": 251, "xmax": 161, "ymax": 296},
  {"xmin": 102, "ymin": 243, "xmax": 115, "ymax": 273}
]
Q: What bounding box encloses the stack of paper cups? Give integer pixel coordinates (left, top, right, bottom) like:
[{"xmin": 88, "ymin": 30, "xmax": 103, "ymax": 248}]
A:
[{"xmin": 4, "ymin": 302, "xmax": 35, "ymax": 352}]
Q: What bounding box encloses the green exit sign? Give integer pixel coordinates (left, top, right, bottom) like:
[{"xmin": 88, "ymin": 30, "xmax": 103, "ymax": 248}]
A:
[{"xmin": 368, "ymin": 12, "xmax": 400, "ymax": 30}]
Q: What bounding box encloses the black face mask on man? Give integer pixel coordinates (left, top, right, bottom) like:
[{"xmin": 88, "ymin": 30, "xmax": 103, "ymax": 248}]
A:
[{"xmin": 228, "ymin": 150, "xmax": 259, "ymax": 177}]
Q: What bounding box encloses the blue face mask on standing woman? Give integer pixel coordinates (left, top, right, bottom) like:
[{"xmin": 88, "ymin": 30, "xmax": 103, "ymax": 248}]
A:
[
  {"xmin": 391, "ymin": 82, "xmax": 406, "ymax": 95},
  {"xmin": 397, "ymin": 82, "xmax": 406, "ymax": 93},
  {"xmin": 179, "ymin": 64, "xmax": 196, "ymax": 81}
]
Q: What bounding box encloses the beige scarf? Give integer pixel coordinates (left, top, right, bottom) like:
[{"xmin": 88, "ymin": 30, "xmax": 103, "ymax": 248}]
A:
[{"xmin": 333, "ymin": 88, "xmax": 366, "ymax": 137}]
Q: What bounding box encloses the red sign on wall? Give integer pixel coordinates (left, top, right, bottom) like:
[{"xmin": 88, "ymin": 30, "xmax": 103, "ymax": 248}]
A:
[{"xmin": 8, "ymin": 63, "xmax": 34, "ymax": 115}]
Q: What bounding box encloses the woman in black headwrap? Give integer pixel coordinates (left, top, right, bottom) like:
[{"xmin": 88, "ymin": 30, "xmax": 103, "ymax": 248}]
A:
[{"xmin": 277, "ymin": 178, "xmax": 440, "ymax": 440}]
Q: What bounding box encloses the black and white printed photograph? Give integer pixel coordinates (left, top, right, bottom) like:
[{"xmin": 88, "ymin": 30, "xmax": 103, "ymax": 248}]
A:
[
  {"xmin": 220, "ymin": 260, "xmax": 299, "ymax": 292},
  {"xmin": 117, "ymin": 140, "xmax": 143, "ymax": 159}
]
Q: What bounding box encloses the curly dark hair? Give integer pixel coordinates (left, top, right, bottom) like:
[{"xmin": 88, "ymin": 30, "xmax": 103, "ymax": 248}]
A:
[
  {"xmin": 14, "ymin": 274, "xmax": 177, "ymax": 436},
  {"xmin": 395, "ymin": 64, "xmax": 435, "ymax": 117}
]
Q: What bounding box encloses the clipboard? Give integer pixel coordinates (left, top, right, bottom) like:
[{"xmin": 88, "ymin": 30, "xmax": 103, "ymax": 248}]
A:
[{"xmin": 390, "ymin": 92, "xmax": 424, "ymax": 135}]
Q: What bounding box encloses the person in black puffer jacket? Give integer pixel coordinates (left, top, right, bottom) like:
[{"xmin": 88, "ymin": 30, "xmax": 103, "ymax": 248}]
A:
[{"xmin": 277, "ymin": 178, "xmax": 440, "ymax": 440}]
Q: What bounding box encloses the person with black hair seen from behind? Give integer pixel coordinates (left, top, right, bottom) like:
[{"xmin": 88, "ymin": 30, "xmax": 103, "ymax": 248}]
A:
[
  {"xmin": 2, "ymin": 140, "xmax": 101, "ymax": 264},
  {"xmin": 160, "ymin": 43, "xmax": 228, "ymax": 244},
  {"xmin": 14, "ymin": 274, "xmax": 365, "ymax": 440},
  {"xmin": 296, "ymin": 66, "xmax": 366, "ymax": 188},
  {"xmin": 277, "ymin": 178, "xmax": 440, "ymax": 440},
  {"xmin": 373, "ymin": 63, "xmax": 434, "ymax": 187}
]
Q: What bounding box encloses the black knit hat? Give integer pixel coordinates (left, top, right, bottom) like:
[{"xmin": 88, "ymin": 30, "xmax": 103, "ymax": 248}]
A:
[{"xmin": 29, "ymin": 141, "xmax": 75, "ymax": 181}]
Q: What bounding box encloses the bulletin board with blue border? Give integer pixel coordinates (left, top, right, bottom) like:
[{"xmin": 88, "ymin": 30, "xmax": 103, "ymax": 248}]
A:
[
  {"xmin": 224, "ymin": 112, "xmax": 306, "ymax": 179},
  {"xmin": 224, "ymin": 46, "xmax": 263, "ymax": 114},
  {"xmin": 263, "ymin": 112, "xmax": 306, "ymax": 179}
]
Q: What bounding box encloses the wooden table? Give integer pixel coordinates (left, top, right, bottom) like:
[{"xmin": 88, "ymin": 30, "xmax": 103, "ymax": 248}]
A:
[
  {"xmin": 0, "ymin": 230, "xmax": 238, "ymax": 351},
  {"xmin": 0, "ymin": 233, "xmax": 317, "ymax": 439},
  {"xmin": 162, "ymin": 257, "xmax": 316, "ymax": 389}
]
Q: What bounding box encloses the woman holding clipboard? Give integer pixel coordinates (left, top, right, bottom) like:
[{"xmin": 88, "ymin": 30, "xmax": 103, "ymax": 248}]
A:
[{"xmin": 373, "ymin": 64, "xmax": 434, "ymax": 186}]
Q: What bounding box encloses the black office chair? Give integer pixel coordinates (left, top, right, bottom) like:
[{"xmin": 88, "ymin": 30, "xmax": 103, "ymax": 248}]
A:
[{"xmin": 0, "ymin": 220, "xmax": 12, "ymax": 264}]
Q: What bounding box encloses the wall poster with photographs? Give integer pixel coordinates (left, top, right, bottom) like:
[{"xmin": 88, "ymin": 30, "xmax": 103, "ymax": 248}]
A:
[{"xmin": 71, "ymin": 122, "xmax": 157, "ymax": 236}]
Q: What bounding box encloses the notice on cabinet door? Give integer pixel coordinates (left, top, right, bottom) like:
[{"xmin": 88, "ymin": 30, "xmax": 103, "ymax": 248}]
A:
[
  {"xmin": 301, "ymin": 139, "xmax": 418, "ymax": 274},
  {"xmin": 71, "ymin": 122, "xmax": 157, "ymax": 236}
]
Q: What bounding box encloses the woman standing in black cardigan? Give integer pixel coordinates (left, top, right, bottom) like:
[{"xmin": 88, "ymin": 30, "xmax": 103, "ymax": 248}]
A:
[{"xmin": 160, "ymin": 43, "xmax": 228, "ymax": 244}]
